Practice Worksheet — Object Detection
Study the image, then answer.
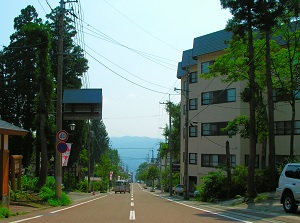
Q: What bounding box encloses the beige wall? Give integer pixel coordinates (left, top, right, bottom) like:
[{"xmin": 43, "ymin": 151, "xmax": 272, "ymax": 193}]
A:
[{"xmin": 179, "ymin": 50, "xmax": 300, "ymax": 187}]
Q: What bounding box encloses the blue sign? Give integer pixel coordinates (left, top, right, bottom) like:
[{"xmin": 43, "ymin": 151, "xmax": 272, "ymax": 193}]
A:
[{"xmin": 56, "ymin": 142, "xmax": 68, "ymax": 153}]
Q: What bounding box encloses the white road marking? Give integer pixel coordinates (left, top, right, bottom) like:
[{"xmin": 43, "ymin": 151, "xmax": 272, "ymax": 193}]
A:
[
  {"xmin": 131, "ymin": 202, "xmax": 134, "ymax": 207},
  {"xmin": 129, "ymin": 210, "xmax": 136, "ymax": 220},
  {"xmin": 50, "ymin": 195, "xmax": 107, "ymax": 213},
  {"xmin": 9, "ymin": 215, "xmax": 43, "ymax": 223},
  {"xmin": 131, "ymin": 197, "xmax": 134, "ymax": 201}
]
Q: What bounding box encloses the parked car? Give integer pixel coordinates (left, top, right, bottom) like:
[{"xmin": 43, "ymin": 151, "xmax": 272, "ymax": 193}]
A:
[
  {"xmin": 276, "ymin": 163, "xmax": 300, "ymax": 213},
  {"xmin": 174, "ymin": 184, "xmax": 184, "ymax": 195}
]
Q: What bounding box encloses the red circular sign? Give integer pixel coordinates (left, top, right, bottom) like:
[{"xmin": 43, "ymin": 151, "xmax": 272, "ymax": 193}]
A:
[
  {"xmin": 57, "ymin": 130, "xmax": 69, "ymax": 141},
  {"xmin": 56, "ymin": 142, "xmax": 68, "ymax": 153}
]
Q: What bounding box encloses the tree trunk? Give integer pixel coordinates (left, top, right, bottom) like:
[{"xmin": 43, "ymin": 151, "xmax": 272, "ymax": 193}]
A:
[
  {"xmin": 247, "ymin": 19, "xmax": 257, "ymax": 199},
  {"xmin": 265, "ymin": 28, "xmax": 277, "ymax": 189}
]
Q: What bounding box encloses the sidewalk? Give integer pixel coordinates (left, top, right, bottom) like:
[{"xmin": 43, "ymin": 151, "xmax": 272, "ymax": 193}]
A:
[{"xmin": 8, "ymin": 191, "xmax": 103, "ymax": 215}]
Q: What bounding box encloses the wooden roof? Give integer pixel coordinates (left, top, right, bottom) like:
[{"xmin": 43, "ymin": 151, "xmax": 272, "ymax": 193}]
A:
[{"xmin": 0, "ymin": 119, "xmax": 28, "ymax": 136}]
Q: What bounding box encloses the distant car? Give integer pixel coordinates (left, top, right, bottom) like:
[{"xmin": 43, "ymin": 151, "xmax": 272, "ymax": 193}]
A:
[
  {"xmin": 276, "ymin": 163, "xmax": 300, "ymax": 213},
  {"xmin": 174, "ymin": 184, "xmax": 184, "ymax": 195}
]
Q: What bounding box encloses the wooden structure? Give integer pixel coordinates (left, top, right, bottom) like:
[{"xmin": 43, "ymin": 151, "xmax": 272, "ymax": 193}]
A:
[
  {"xmin": 63, "ymin": 89, "xmax": 102, "ymax": 120},
  {"xmin": 0, "ymin": 119, "xmax": 27, "ymax": 206}
]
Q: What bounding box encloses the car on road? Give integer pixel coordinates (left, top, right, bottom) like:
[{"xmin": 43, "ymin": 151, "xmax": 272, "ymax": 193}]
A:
[
  {"xmin": 174, "ymin": 184, "xmax": 184, "ymax": 195},
  {"xmin": 114, "ymin": 180, "xmax": 130, "ymax": 193},
  {"xmin": 276, "ymin": 163, "xmax": 300, "ymax": 213}
]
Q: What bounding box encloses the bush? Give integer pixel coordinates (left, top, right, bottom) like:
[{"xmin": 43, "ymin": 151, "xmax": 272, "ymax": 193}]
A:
[
  {"xmin": 38, "ymin": 177, "xmax": 71, "ymax": 206},
  {"xmin": 0, "ymin": 206, "xmax": 10, "ymax": 218},
  {"xmin": 197, "ymin": 171, "xmax": 227, "ymax": 202},
  {"xmin": 78, "ymin": 179, "xmax": 88, "ymax": 192}
]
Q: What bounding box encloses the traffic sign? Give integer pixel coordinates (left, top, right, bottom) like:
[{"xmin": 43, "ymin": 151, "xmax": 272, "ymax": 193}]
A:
[
  {"xmin": 56, "ymin": 142, "xmax": 68, "ymax": 153},
  {"xmin": 57, "ymin": 130, "xmax": 69, "ymax": 141}
]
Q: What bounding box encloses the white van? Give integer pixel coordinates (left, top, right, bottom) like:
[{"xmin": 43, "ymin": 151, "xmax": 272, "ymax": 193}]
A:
[{"xmin": 114, "ymin": 180, "xmax": 130, "ymax": 193}]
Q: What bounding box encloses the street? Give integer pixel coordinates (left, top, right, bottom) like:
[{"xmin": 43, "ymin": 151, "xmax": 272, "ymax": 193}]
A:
[{"xmin": 2, "ymin": 183, "xmax": 300, "ymax": 223}]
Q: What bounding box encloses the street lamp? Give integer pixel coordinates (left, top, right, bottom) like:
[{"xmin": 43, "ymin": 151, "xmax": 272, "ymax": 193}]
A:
[{"xmin": 69, "ymin": 122, "xmax": 75, "ymax": 131}]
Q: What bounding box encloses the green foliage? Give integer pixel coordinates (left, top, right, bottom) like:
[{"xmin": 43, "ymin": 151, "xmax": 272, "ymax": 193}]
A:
[
  {"xmin": 78, "ymin": 179, "xmax": 88, "ymax": 192},
  {"xmin": 21, "ymin": 175, "xmax": 38, "ymax": 191},
  {"xmin": 91, "ymin": 181, "xmax": 102, "ymax": 191},
  {"xmin": 197, "ymin": 171, "xmax": 227, "ymax": 202},
  {"xmin": 196, "ymin": 165, "xmax": 279, "ymax": 202},
  {"xmin": 0, "ymin": 206, "xmax": 10, "ymax": 219}
]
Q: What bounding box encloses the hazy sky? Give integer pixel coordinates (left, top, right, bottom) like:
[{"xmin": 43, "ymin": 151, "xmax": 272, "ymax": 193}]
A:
[{"xmin": 1, "ymin": 0, "xmax": 232, "ymax": 139}]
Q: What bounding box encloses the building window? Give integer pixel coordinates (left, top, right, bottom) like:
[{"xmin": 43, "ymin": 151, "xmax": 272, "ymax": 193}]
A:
[
  {"xmin": 189, "ymin": 99, "xmax": 198, "ymax": 110},
  {"xmin": 245, "ymin": 155, "xmax": 259, "ymax": 168},
  {"xmin": 201, "ymin": 154, "xmax": 236, "ymax": 167},
  {"xmin": 201, "ymin": 122, "xmax": 229, "ymax": 136},
  {"xmin": 189, "ymin": 126, "xmax": 197, "ymax": 137},
  {"xmin": 275, "ymin": 120, "xmax": 300, "ymax": 135},
  {"xmin": 273, "ymin": 88, "xmax": 300, "ymax": 102},
  {"xmin": 201, "ymin": 60, "xmax": 214, "ymax": 74},
  {"xmin": 202, "ymin": 88, "xmax": 236, "ymax": 105},
  {"xmin": 189, "ymin": 72, "xmax": 198, "ymax": 84},
  {"xmin": 189, "ymin": 153, "xmax": 197, "ymax": 164}
]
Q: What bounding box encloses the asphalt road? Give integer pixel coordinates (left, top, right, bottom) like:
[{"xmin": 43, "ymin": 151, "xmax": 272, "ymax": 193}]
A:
[{"xmin": 2, "ymin": 183, "xmax": 300, "ymax": 223}]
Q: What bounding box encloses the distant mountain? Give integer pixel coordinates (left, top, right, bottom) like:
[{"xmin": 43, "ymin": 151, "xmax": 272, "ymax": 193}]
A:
[{"xmin": 109, "ymin": 136, "xmax": 163, "ymax": 179}]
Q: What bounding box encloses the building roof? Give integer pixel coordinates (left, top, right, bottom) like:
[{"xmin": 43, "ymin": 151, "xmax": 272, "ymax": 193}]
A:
[
  {"xmin": 177, "ymin": 49, "xmax": 197, "ymax": 79},
  {"xmin": 177, "ymin": 30, "xmax": 232, "ymax": 79},
  {"xmin": 192, "ymin": 29, "xmax": 232, "ymax": 59},
  {"xmin": 63, "ymin": 89, "xmax": 103, "ymax": 120},
  {"xmin": 63, "ymin": 89, "xmax": 102, "ymax": 104},
  {"xmin": 0, "ymin": 119, "xmax": 28, "ymax": 136}
]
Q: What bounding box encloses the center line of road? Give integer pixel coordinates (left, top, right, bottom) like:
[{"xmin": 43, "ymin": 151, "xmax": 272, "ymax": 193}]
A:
[
  {"xmin": 129, "ymin": 210, "xmax": 136, "ymax": 220},
  {"xmin": 131, "ymin": 202, "xmax": 134, "ymax": 207}
]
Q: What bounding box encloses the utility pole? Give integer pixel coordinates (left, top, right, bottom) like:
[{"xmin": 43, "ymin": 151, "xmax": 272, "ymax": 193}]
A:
[
  {"xmin": 160, "ymin": 95, "xmax": 172, "ymax": 196},
  {"xmin": 168, "ymin": 95, "xmax": 173, "ymax": 197},
  {"xmin": 55, "ymin": 0, "xmax": 65, "ymax": 199},
  {"xmin": 183, "ymin": 69, "xmax": 189, "ymax": 200}
]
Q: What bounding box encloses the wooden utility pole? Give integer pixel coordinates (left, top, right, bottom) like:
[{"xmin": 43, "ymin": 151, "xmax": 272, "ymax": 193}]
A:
[
  {"xmin": 183, "ymin": 69, "xmax": 189, "ymax": 200},
  {"xmin": 55, "ymin": 0, "xmax": 64, "ymax": 199},
  {"xmin": 168, "ymin": 95, "xmax": 173, "ymax": 196},
  {"xmin": 160, "ymin": 96, "xmax": 173, "ymax": 196}
]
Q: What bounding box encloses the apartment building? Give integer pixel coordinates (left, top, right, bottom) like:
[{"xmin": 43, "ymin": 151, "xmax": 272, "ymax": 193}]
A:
[{"xmin": 176, "ymin": 29, "xmax": 300, "ymax": 193}]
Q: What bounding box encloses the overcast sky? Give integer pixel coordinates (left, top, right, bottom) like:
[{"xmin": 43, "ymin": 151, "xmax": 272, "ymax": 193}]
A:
[{"xmin": 1, "ymin": 0, "xmax": 232, "ymax": 139}]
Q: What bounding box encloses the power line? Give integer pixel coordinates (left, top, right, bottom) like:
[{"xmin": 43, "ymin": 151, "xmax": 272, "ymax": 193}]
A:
[
  {"xmin": 85, "ymin": 50, "xmax": 178, "ymax": 95},
  {"xmin": 102, "ymin": 0, "xmax": 181, "ymax": 52}
]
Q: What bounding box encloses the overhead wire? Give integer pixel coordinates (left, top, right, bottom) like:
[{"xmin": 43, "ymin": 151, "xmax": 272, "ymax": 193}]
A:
[{"xmin": 102, "ymin": 0, "xmax": 181, "ymax": 53}]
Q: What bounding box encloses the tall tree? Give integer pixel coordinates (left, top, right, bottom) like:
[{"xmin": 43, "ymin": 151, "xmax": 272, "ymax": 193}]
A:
[
  {"xmin": 0, "ymin": 6, "xmax": 42, "ymax": 166},
  {"xmin": 220, "ymin": 0, "xmax": 258, "ymax": 199},
  {"xmin": 22, "ymin": 22, "xmax": 54, "ymax": 189}
]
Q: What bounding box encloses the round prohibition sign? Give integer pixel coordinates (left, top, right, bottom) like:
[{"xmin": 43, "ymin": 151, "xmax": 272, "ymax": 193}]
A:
[
  {"xmin": 57, "ymin": 130, "xmax": 69, "ymax": 141},
  {"xmin": 56, "ymin": 142, "xmax": 68, "ymax": 153}
]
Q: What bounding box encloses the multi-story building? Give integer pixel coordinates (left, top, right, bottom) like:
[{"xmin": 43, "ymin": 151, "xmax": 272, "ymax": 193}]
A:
[{"xmin": 176, "ymin": 29, "xmax": 300, "ymax": 193}]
